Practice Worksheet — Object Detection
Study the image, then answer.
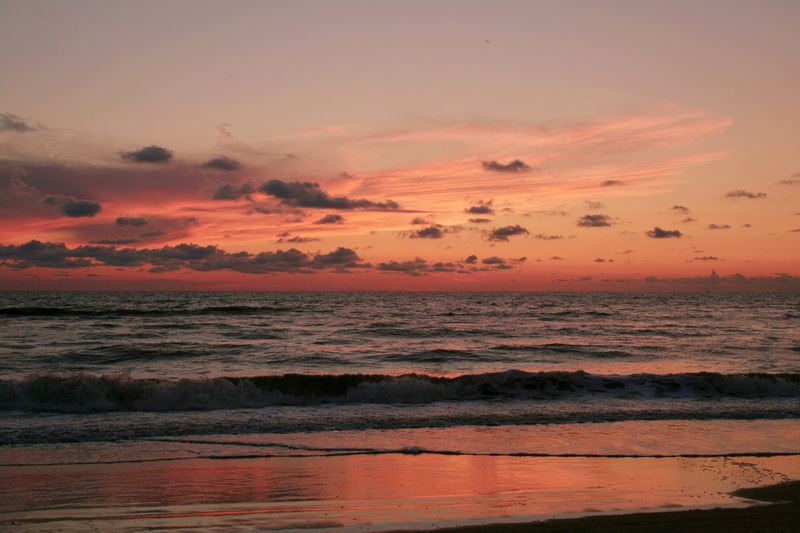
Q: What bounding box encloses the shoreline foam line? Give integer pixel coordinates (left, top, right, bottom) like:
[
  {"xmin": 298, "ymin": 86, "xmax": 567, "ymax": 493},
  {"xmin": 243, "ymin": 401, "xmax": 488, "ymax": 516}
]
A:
[{"xmin": 5, "ymin": 446, "xmax": 800, "ymax": 468}]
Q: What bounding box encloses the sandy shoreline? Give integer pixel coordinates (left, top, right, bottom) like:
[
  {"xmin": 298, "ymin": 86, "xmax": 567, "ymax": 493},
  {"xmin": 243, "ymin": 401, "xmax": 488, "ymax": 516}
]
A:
[
  {"xmin": 2, "ymin": 451, "xmax": 800, "ymax": 531},
  {"xmin": 424, "ymin": 481, "xmax": 800, "ymax": 533}
]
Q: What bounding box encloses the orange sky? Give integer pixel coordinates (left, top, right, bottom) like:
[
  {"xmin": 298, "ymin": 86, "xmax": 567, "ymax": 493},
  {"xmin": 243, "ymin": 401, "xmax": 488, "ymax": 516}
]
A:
[{"xmin": 1, "ymin": 1, "xmax": 798, "ymax": 290}]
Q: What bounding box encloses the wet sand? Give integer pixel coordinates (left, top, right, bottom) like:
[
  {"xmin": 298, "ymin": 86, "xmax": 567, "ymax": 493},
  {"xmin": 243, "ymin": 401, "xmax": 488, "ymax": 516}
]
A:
[
  {"xmin": 1, "ymin": 452, "xmax": 799, "ymax": 531},
  {"xmin": 428, "ymin": 481, "xmax": 800, "ymax": 532}
]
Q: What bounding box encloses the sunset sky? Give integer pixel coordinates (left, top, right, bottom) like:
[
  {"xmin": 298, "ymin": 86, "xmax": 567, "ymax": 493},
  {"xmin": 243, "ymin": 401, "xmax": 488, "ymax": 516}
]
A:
[{"xmin": 1, "ymin": 0, "xmax": 798, "ymax": 290}]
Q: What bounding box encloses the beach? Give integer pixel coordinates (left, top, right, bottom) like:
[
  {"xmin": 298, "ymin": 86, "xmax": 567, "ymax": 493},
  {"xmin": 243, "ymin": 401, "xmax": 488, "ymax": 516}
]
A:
[
  {"xmin": 434, "ymin": 481, "xmax": 800, "ymax": 533},
  {"xmin": 1, "ymin": 452, "xmax": 798, "ymax": 530},
  {"xmin": 2, "ymin": 419, "xmax": 799, "ymax": 531}
]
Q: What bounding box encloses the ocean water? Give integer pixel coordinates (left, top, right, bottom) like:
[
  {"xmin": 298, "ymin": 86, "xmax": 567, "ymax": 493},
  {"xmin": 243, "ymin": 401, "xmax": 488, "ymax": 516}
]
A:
[{"xmin": 1, "ymin": 291, "xmax": 799, "ymax": 449}]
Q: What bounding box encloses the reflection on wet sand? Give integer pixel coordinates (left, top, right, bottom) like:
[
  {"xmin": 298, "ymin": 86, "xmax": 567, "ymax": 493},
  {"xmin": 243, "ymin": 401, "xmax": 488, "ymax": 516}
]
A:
[{"xmin": 2, "ymin": 452, "xmax": 798, "ymax": 531}]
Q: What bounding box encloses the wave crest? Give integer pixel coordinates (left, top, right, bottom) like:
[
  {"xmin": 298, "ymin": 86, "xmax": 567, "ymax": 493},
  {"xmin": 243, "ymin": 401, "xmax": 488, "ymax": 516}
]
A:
[{"xmin": 1, "ymin": 370, "xmax": 799, "ymax": 413}]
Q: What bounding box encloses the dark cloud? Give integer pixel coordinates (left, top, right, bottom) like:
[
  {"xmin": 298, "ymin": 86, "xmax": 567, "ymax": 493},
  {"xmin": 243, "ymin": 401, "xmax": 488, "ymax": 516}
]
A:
[
  {"xmin": 645, "ymin": 227, "xmax": 682, "ymax": 239},
  {"xmin": 308, "ymin": 247, "xmax": 365, "ymax": 270},
  {"xmin": 466, "ymin": 206, "xmax": 493, "ymax": 215},
  {"xmin": 410, "ymin": 226, "xmax": 444, "ymax": 239},
  {"xmin": 695, "ymin": 256, "xmax": 719, "ymax": 261},
  {"xmin": 464, "ymin": 255, "xmax": 478, "ymax": 264},
  {"xmin": 585, "ymin": 200, "xmax": 604, "ymax": 209},
  {"xmin": 116, "ymin": 216, "xmax": 148, "ymax": 227},
  {"xmin": 258, "ymin": 179, "xmax": 399, "ymax": 210},
  {"xmin": 672, "ymin": 205, "xmax": 690, "ymax": 214},
  {"xmin": 777, "ymin": 173, "xmax": 799, "ymax": 185},
  {"xmin": 410, "ymin": 217, "xmax": 431, "ymax": 225},
  {"xmin": 681, "ymin": 217, "xmax": 696, "ymax": 223},
  {"xmin": 468, "ymin": 218, "xmax": 492, "ymax": 224},
  {"xmin": 577, "ymin": 214, "xmax": 613, "ymax": 227},
  {"xmin": 600, "ymin": 180, "xmax": 624, "ymax": 187},
  {"xmin": 708, "ymin": 224, "xmax": 731, "ymax": 230},
  {"xmin": 726, "ymin": 189, "xmax": 767, "ymax": 199},
  {"xmin": 477, "ymin": 256, "xmax": 526, "ymax": 270},
  {"xmin": 594, "ymin": 258, "xmax": 613, "ymax": 263},
  {"xmin": 550, "ymin": 256, "xmax": 563, "ymax": 261},
  {"xmin": 140, "ymin": 230, "xmax": 167, "ymax": 237},
  {"xmin": 465, "ymin": 200, "xmax": 495, "ymax": 215},
  {"xmin": 277, "ymin": 235, "xmax": 320, "ymax": 244},
  {"xmin": 488, "ymin": 224, "xmax": 529, "ymax": 241},
  {"xmin": 43, "ymin": 196, "xmax": 102, "ymax": 217},
  {"xmin": 533, "ymin": 234, "xmax": 564, "ymax": 240},
  {"xmin": 315, "ymin": 214, "xmax": 345, "ymax": 224},
  {"xmin": 481, "ymin": 159, "xmax": 531, "ymax": 173},
  {"xmin": 0, "ymin": 240, "xmax": 367, "ymax": 274},
  {"xmin": 213, "ymin": 182, "xmax": 255, "ymax": 200},
  {"xmin": 0, "ymin": 241, "xmax": 91, "ymax": 269},
  {"xmin": 0, "ymin": 112, "xmax": 36, "ymax": 132},
  {"xmin": 376, "ymin": 258, "xmax": 431, "ymax": 276},
  {"xmin": 201, "ymin": 156, "xmax": 242, "ymax": 171},
  {"xmin": 481, "ymin": 256, "xmax": 512, "ymax": 269},
  {"xmin": 120, "ymin": 145, "xmax": 174, "ymax": 164},
  {"xmin": 376, "ymin": 258, "xmax": 467, "ymax": 276}
]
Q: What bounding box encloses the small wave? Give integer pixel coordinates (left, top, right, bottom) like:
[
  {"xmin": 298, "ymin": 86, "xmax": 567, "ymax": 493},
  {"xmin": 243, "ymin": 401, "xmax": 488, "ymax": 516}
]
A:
[
  {"xmin": 220, "ymin": 331, "xmax": 286, "ymax": 340},
  {"xmin": 623, "ymin": 328, "xmax": 710, "ymax": 338},
  {"xmin": 381, "ymin": 348, "xmax": 480, "ymax": 363},
  {"xmin": 59, "ymin": 344, "xmax": 213, "ymax": 363},
  {"xmin": 491, "ymin": 343, "xmax": 640, "ymax": 358},
  {"xmin": 536, "ymin": 310, "xmax": 615, "ymax": 319},
  {"xmin": 362, "ymin": 322, "xmax": 489, "ymax": 338},
  {"xmin": 1, "ymin": 370, "xmax": 798, "ymax": 413}
]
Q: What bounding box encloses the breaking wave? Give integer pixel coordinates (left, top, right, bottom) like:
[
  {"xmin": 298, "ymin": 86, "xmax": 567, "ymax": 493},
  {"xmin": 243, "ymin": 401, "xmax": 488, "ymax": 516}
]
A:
[{"xmin": 1, "ymin": 370, "xmax": 799, "ymax": 413}]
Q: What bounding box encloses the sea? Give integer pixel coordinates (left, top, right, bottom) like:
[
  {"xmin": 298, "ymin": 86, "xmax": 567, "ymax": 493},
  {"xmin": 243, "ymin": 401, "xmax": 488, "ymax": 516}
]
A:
[
  {"xmin": 1, "ymin": 292, "xmax": 800, "ymax": 530},
  {"xmin": 1, "ymin": 291, "xmax": 799, "ymax": 445}
]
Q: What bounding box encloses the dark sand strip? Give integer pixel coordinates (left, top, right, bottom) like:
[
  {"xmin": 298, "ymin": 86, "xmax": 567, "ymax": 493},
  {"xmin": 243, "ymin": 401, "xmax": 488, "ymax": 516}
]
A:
[{"xmin": 423, "ymin": 481, "xmax": 800, "ymax": 533}]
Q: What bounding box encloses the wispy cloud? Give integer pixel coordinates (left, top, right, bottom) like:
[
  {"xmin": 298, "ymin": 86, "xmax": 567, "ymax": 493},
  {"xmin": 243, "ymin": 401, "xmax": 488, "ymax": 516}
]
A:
[
  {"xmin": 0, "ymin": 112, "xmax": 36, "ymax": 132},
  {"xmin": 725, "ymin": 189, "xmax": 766, "ymax": 199},
  {"xmin": 777, "ymin": 173, "xmax": 800, "ymax": 185},
  {"xmin": 116, "ymin": 216, "xmax": 148, "ymax": 227},
  {"xmin": 315, "ymin": 214, "xmax": 345, "ymax": 224}
]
